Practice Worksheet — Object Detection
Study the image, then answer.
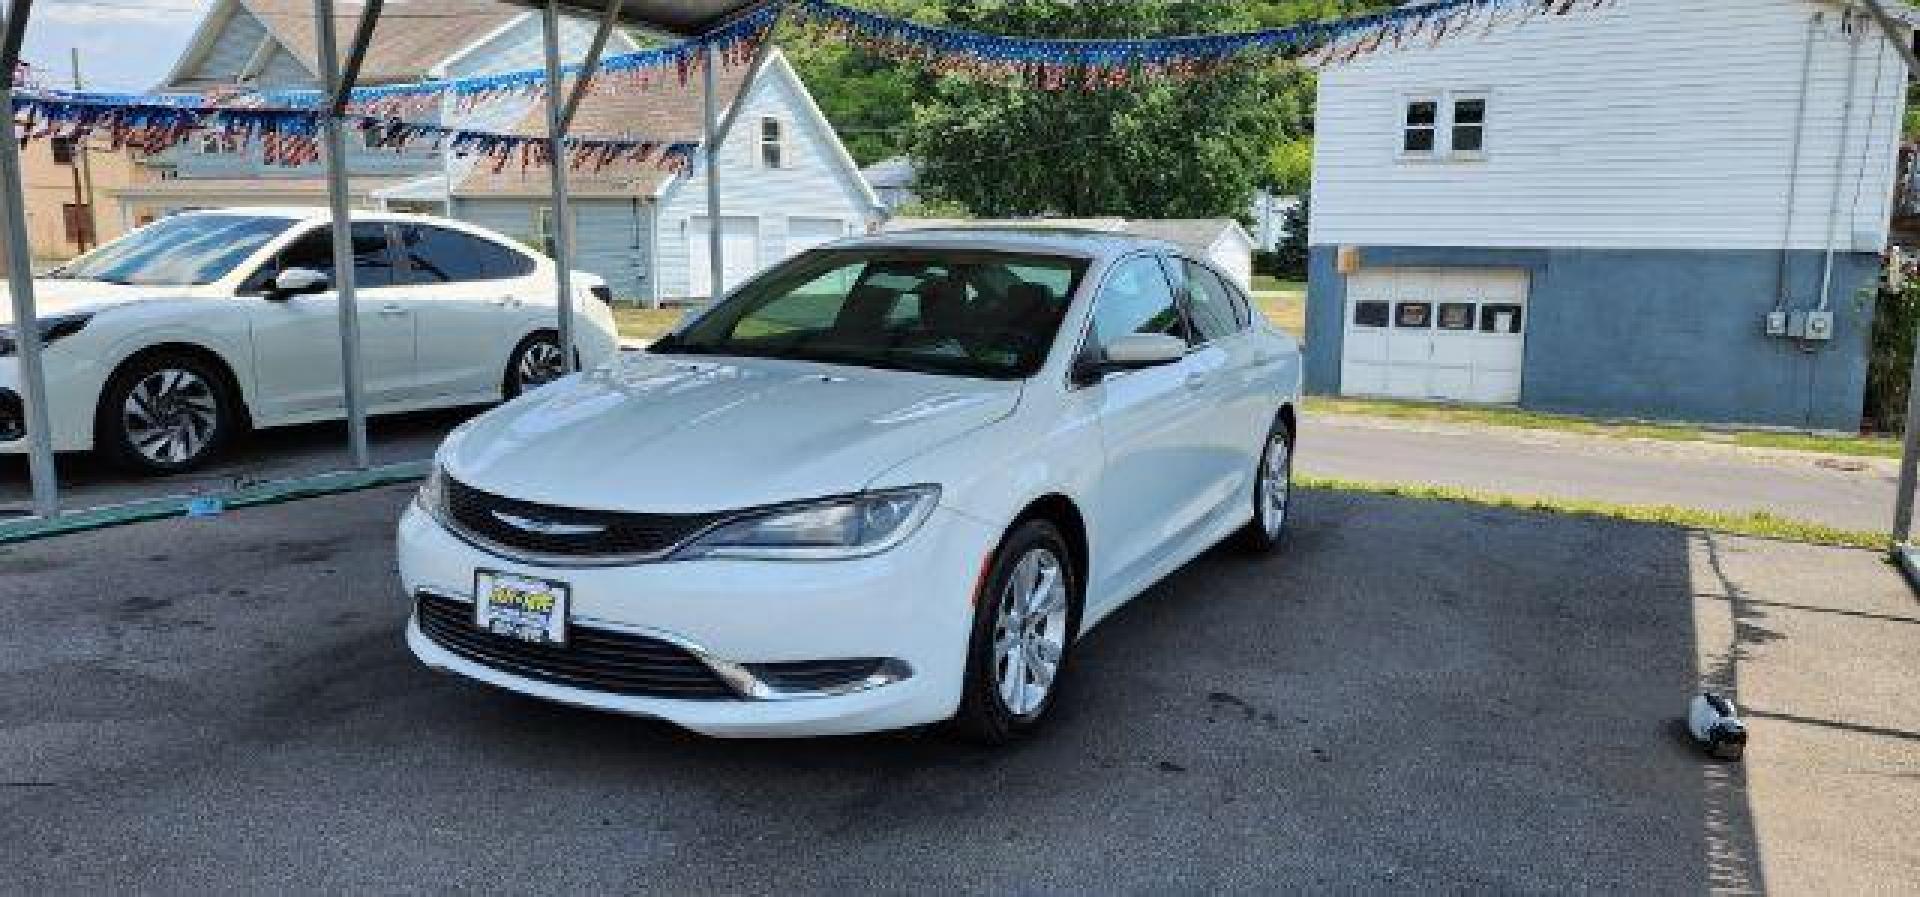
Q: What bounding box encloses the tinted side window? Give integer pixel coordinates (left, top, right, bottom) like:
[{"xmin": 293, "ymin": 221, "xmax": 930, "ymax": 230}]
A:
[
  {"xmin": 1089, "ymin": 256, "xmax": 1186, "ymax": 351},
  {"xmin": 397, "ymin": 225, "xmax": 501, "ymax": 284},
  {"xmin": 248, "ymin": 223, "xmax": 396, "ymax": 290},
  {"xmin": 1181, "ymin": 260, "xmax": 1242, "ymax": 342}
]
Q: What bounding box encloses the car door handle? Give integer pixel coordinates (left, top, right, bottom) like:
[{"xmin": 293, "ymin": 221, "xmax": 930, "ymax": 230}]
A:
[
  {"xmin": 1184, "ymin": 371, "xmax": 1210, "ymax": 391},
  {"xmin": 490, "ymin": 296, "xmax": 520, "ymax": 307},
  {"xmin": 378, "ymin": 304, "xmax": 409, "ymax": 316}
]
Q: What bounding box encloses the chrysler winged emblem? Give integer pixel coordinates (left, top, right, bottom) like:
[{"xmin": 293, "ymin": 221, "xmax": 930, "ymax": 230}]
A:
[{"xmin": 491, "ymin": 511, "xmax": 607, "ymax": 537}]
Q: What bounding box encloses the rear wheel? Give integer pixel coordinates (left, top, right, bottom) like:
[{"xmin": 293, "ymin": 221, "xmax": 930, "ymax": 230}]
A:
[
  {"xmin": 96, "ymin": 352, "xmax": 238, "ymax": 475},
  {"xmin": 505, "ymin": 332, "xmax": 567, "ymax": 399},
  {"xmin": 1235, "ymin": 412, "xmax": 1294, "ymax": 552},
  {"xmin": 950, "ymin": 520, "xmax": 1081, "ymax": 744}
]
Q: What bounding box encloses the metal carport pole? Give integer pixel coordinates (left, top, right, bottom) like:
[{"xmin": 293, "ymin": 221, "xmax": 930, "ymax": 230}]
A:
[
  {"xmin": 0, "ymin": 0, "xmax": 60, "ymax": 518},
  {"xmin": 315, "ymin": 0, "xmax": 382, "ymax": 470},
  {"xmin": 1860, "ymin": 0, "xmax": 1920, "ymax": 559},
  {"xmin": 697, "ymin": 7, "xmax": 780, "ymax": 303},
  {"xmin": 544, "ymin": 0, "xmax": 623, "ymax": 373},
  {"xmin": 701, "ymin": 40, "xmax": 723, "ymax": 301}
]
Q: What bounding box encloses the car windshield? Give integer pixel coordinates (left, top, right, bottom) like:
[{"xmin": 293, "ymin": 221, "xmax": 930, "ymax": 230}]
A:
[
  {"xmin": 656, "ymin": 248, "xmax": 1090, "ymax": 379},
  {"xmin": 48, "ymin": 213, "xmax": 298, "ymax": 286}
]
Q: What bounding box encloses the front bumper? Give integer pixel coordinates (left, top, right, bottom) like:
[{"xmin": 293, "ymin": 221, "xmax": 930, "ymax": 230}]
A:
[
  {"xmin": 0, "ymin": 356, "xmax": 92, "ymax": 453},
  {"xmin": 397, "ymin": 501, "xmax": 995, "ymax": 738}
]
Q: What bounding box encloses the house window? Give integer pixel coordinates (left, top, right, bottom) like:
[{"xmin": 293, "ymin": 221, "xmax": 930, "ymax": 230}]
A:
[
  {"xmin": 1401, "ymin": 92, "xmax": 1489, "ymax": 160},
  {"xmin": 199, "ymin": 131, "xmax": 240, "ymax": 155},
  {"xmin": 760, "ymin": 117, "xmax": 784, "ymax": 169},
  {"xmin": 1452, "ymin": 95, "xmax": 1488, "ymax": 156},
  {"xmin": 1402, "ymin": 98, "xmax": 1439, "ymax": 156},
  {"xmin": 49, "ymin": 136, "xmax": 76, "ymax": 166}
]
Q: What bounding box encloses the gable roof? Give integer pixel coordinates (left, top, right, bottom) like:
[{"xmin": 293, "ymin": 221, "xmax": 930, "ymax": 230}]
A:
[
  {"xmin": 450, "ymin": 62, "xmax": 748, "ymax": 199},
  {"xmin": 164, "ymin": 0, "xmax": 526, "ymax": 90}
]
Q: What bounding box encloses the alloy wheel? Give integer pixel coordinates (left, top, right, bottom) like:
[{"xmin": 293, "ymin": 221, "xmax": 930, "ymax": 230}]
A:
[
  {"xmin": 517, "ymin": 341, "xmax": 567, "ymax": 389},
  {"xmin": 993, "ymin": 546, "xmax": 1070, "ymax": 717},
  {"xmin": 122, "ymin": 368, "xmax": 220, "ymax": 465},
  {"xmin": 1261, "ymin": 432, "xmax": 1292, "ymax": 538}
]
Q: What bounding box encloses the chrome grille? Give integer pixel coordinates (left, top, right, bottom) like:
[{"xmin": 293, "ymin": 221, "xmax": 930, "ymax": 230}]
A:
[{"xmin": 444, "ymin": 477, "xmax": 722, "ymax": 559}]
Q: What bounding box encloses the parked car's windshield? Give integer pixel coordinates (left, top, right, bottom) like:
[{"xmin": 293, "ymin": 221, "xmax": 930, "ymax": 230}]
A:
[
  {"xmin": 656, "ymin": 248, "xmax": 1090, "ymax": 379},
  {"xmin": 48, "ymin": 213, "xmax": 298, "ymax": 286}
]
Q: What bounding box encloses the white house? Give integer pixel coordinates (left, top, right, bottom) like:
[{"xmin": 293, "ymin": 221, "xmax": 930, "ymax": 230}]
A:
[
  {"xmin": 1307, "ymin": 0, "xmax": 1911, "ymax": 429},
  {"xmin": 449, "ymin": 49, "xmax": 883, "ymax": 303},
  {"xmin": 120, "ymin": 0, "xmax": 633, "ymax": 224}
]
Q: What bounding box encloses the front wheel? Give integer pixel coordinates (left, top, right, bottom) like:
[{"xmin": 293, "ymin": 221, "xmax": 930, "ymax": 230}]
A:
[
  {"xmin": 96, "ymin": 353, "xmax": 238, "ymax": 475},
  {"xmin": 950, "ymin": 520, "xmax": 1081, "ymax": 745},
  {"xmin": 1235, "ymin": 413, "xmax": 1294, "ymax": 553}
]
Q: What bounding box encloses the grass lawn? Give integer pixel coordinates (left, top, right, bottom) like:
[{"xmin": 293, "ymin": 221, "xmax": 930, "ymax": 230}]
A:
[
  {"xmin": 1252, "ymin": 275, "xmax": 1306, "ymax": 294},
  {"xmin": 1305, "ymin": 396, "xmax": 1901, "ymax": 459},
  {"xmin": 612, "ymin": 305, "xmax": 685, "ymax": 342},
  {"xmin": 1255, "ymin": 292, "xmax": 1305, "ymax": 341}
]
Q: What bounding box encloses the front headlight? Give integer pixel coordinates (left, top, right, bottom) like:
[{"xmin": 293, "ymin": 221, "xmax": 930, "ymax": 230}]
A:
[
  {"xmin": 0, "ymin": 313, "xmax": 93, "ymax": 357},
  {"xmin": 675, "ymin": 485, "xmax": 940, "ymax": 561},
  {"xmin": 416, "ymin": 463, "xmax": 449, "ymax": 519}
]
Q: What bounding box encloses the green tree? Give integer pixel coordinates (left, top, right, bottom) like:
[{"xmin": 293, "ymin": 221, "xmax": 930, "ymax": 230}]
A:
[
  {"xmin": 780, "ymin": 0, "xmax": 940, "ymax": 167},
  {"xmin": 906, "ymin": 0, "xmax": 1295, "ymax": 218}
]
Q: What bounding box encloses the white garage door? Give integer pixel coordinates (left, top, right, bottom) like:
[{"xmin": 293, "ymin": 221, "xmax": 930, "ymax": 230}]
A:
[
  {"xmin": 688, "ymin": 216, "xmax": 760, "ymax": 298},
  {"xmin": 1341, "ymin": 268, "xmax": 1528, "ymax": 404},
  {"xmin": 786, "ymin": 217, "xmax": 847, "ymax": 257}
]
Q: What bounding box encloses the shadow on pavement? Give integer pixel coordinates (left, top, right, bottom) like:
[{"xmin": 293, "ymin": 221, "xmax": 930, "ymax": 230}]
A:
[
  {"xmin": 2, "ymin": 485, "xmax": 1911, "ymax": 890},
  {"xmin": 0, "ymin": 406, "xmax": 479, "ymax": 515}
]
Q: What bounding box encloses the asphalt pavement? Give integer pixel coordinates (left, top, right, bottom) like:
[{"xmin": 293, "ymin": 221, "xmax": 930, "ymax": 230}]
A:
[
  {"xmin": 2, "ymin": 485, "xmax": 1913, "ymax": 892},
  {"xmin": 1302, "ymin": 413, "xmax": 1898, "ymax": 534}
]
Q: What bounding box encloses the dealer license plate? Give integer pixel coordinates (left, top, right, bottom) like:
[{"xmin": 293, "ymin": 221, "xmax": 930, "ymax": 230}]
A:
[{"xmin": 474, "ymin": 570, "xmax": 569, "ymax": 645}]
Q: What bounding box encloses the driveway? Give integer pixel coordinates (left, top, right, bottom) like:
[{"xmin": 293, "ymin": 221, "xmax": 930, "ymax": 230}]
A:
[
  {"xmin": 1, "ymin": 486, "xmax": 1913, "ymax": 892},
  {"xmin": 1303, "ymin": 412, "xmax": 1898, "ymax": 533}
]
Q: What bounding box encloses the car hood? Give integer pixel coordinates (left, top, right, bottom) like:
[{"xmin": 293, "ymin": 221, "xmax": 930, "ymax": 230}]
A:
[
  {"xmin": 0, "ymin": 280, "xmax": 205, "ymax": 325},
  {"xmin": 440, "ymin": 353, "xmax": 1024, "ymax": 512}
]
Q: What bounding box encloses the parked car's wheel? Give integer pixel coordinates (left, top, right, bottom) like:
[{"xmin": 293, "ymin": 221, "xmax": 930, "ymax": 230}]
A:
[
  {"xmin": 951, "ymin": 519, "xmax": 1082, "ymax": 744},
  {"xmin": 505, "ymin": 332, "xmax": 568, "ymax": 399},
  {"xmin": 1235, "ymin": 412, "xmax": 1294, "ymax": 552},
  {"xmin": 96, "ymin": 352, "xmax": 239, "ymax": 475}
]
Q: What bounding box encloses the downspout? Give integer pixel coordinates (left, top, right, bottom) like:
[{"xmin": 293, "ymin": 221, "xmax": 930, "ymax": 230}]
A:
[
  {"xmin": 1819, "ymin": 15, "xmax": 1867, "ymax": 314},
  {"xmin": 646, "ymin": 198, "xmax": 662, "ymax": 309},
  {"xmin": 1777, "ymin": 12, "xmax": 1821, "ymax": 312}
]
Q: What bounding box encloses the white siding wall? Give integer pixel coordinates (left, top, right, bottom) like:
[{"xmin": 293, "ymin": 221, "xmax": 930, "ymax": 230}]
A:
[
  {"xmin": 656, "ymin": 54, "xmax": 877, "ymax": 299},
  {"xmin": 188, "ymin": 7, "xmax": 265, "ymax": 83},
  {"xmin": 1311, "ymin": 0, "xmax": 1907, "ymax": 251}
]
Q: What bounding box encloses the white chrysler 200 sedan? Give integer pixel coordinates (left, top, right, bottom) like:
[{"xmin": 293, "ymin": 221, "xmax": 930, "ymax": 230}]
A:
[
  {"xmin": 0, "ymin": 208, "xmax": 619, "ymax": 473},
  {"xmin": 400, "ymin": 229, "xmax": 1302, "ymax": 742}
]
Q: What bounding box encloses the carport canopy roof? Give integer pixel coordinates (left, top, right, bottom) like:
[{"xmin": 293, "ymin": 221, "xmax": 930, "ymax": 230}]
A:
[{"xmin": 497, "ymin": 0, "xmax": 764, "ymax": 35}]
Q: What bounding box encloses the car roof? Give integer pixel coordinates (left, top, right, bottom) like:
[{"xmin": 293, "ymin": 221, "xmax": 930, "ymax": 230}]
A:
[{"xmin": 827, "ymin": 227, "xmax": 1181, "ymax": 261}]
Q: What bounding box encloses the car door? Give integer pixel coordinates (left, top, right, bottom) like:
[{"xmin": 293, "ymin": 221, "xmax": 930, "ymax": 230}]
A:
[
  {"xmin": 1171, "ymin": 257, "xmax": 1270, "ymax": 516},
  {"xmin": 1084, "ymin": 254, "xmax": 1213, "ymax": 607},
  {"xmin": 392, "ymin": 223, "xmax": 527, "ymax": 401},
  {"xmin": 241, "ymin": 223, "xmax": 415, "ymax": 418}
]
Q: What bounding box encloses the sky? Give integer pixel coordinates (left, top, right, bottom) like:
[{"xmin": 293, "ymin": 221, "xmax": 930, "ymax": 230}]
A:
[{"xmin": 18, "ymin": 0, "xmax": 212, "ymax": 92}]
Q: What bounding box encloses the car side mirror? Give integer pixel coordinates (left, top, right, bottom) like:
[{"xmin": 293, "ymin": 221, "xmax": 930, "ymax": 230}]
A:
[
  {"xmin": 1073, "ymin": 333, "xmax": 1188, "ymax": 386},
  {"xmin": 1104, "ymin": 333, "xmax": 1188, "ymax": 368},
  {"xmin": 267, "ymin": 267, "xmax": 329, "ymax": 300}
]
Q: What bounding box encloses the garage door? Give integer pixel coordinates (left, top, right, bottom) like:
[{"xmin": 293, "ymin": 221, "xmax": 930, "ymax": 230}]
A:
[
  {"xmin": 1340, "ymin": 268, "xmax": 1528, "ymax": 404},
  {"xmin": 688, "ymin": 216, "xmax": 760, "ymax": 298},
  {"xmin": 786, "ymin": 217, "xmax": 847, "ymax": 257}
]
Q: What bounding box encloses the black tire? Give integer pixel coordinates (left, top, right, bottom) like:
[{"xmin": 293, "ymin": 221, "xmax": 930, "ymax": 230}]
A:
[
  {"xmin": 950, "ymin": 519, "xmax": 1083, "ymax": 745},
  {"xmin": 504, "ymin": 331, "xmax": 568, "ymax": 400},
  {"xmin": 95, "ymin": 351, "xmax": 239, "ymax": 475},
  {"xmin": 1234, "ymin": 412, "xmax": 1295, "ymax": 553}
]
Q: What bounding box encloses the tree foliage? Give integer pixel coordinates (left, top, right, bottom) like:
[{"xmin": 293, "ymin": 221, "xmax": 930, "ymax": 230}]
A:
[{"xmin": 785, "ymin": 0, "xmax": 1399, "ymax": 200}]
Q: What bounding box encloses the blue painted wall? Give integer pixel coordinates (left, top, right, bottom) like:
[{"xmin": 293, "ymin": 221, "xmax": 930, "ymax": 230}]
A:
[{"xmin": 1305, "ymin": 246, "xmax": 1881, "ymax": 431}]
